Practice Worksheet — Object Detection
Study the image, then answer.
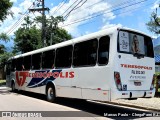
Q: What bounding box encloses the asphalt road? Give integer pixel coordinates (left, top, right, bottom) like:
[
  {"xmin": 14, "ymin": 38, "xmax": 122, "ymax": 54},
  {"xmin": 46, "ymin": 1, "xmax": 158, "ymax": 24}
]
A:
[{"xmin": 0, "ymin": 87, "xmax": 159, "ymax": 120}]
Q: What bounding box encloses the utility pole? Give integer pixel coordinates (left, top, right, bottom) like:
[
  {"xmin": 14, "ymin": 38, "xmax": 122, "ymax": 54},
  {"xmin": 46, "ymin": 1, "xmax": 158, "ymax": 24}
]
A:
[{"xmin": 29, "ymin": 0, "xmax": 49, "ymax": 47}]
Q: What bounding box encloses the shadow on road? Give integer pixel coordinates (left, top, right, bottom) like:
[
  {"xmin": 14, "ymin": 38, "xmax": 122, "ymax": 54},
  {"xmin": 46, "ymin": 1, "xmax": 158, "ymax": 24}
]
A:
[{"xmin": 9, "ymin": 90, "xmax": 155, "ymax": 119}]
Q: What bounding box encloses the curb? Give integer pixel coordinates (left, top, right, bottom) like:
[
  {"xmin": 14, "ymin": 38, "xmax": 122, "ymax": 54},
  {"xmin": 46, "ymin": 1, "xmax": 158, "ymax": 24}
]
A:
[
  {"xmin": 0, "ymin": 86, "xmax": 7, "ymax": 90},
  {"xmin": 104, "ymin": 101, "xmax": 160, "ymax": 112}
]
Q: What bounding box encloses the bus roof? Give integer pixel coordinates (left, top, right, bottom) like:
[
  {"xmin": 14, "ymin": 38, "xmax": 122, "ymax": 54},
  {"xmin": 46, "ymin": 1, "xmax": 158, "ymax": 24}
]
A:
[{"xmin": 10, "ymin": 26, "xmax": 151, "ymax": 60}]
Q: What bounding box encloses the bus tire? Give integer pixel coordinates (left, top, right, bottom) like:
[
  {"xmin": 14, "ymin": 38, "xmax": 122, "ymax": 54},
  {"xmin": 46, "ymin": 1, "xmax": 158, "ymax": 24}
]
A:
[
  {"xmin": 11, "ymin": 81, "xmax": 15, "ymax": 92},
  {"xmin": 46, "ymin": 85, "xmax": 56, "ymax": 102}
]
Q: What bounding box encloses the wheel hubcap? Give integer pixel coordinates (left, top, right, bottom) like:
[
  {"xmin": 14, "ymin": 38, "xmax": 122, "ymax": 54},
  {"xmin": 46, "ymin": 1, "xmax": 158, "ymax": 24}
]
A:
[{"xmin": 48, "ymin": 87, "xmax": 53, "ymax": 100}]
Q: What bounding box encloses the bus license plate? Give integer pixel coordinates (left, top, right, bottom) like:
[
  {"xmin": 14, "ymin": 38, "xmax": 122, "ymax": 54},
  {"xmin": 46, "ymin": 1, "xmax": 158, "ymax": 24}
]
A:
[{"xmin": 134, "ymin": 82, "xmax": 141, "ymax": 86}]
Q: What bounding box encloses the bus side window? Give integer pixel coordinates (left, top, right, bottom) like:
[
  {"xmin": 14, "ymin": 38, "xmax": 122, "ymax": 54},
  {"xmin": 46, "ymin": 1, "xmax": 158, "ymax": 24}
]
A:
[
  {"xmin": 144, "ymin": 37, "xmax": 154, "ymax": 58},
  {"xmin": 98, "ymin": 36, "xmax": 110, "ymax": 65},
  {"xmin": 73, "ymin": 39, "xmax": 98, "ymax": 67},
  {"xmin": 6, "ymin": 61, "xmax": 11, "ymax": 75},
  {"xmin": 42, "ymin": 50, "xmax": 55, "ymax": 69},
  {"xmin": 89, "ymin": 40, "xmax": 98, "ymax": 65},
  {"xmin": 55, "ymin": 45, "xmax": 73, "ymax": 68},
  {"xmin": 23, "ymin": 55, "xmax": 31, "ymax": 70},
  {"xmin": 32, "ymin": 53, "xmax": 42, "ymax": 70},
  {"xmin": 11, "ymin": 59, "xmax": 16, "ymax": 71},
  {"xmin": 16, "ymin": 57, "xmax": 23, "ymax": 71}
]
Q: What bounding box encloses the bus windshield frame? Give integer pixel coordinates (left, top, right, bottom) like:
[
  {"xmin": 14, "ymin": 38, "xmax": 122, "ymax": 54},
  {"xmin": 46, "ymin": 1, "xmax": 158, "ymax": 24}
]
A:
[{"xmin": 117, "ymin": 30, "xmax": 154, "ymax": 58}]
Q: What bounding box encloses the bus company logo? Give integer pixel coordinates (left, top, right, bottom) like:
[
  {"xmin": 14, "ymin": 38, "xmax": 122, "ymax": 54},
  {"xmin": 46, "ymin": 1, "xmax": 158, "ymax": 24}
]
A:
[
  {"xmin": 16, "ymin": 71, "xmax": 29, "ymax": 86},
  {"xmin": 16, "ymin": 71, "xmax": 74, "ymax": 86},
  {"xmin": 121, "ymin": 64, "xmax": 152, "ymax": 70}
]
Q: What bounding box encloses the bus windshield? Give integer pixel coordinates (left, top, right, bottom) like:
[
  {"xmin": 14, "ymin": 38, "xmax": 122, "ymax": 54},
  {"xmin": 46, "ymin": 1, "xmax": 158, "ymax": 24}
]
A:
[{"xmin": 118, "ymin": 30, "xmax": 154, "ymax": 58}]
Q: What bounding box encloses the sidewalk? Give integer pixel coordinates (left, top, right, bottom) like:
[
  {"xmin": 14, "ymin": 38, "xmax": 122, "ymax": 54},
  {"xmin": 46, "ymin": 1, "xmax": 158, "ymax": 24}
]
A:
[
  {"xmin": 110, "ymin": 97, "xmax": 160, "ymax": 111},
  {"xmin": 0, "ymin": 86, "xmax": 7, "ymax": 90}
]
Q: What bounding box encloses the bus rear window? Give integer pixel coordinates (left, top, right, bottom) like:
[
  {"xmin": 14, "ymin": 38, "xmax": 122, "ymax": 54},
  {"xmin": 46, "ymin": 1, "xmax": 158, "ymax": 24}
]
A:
[{"xmin": 118, "ymin": 30, "xmax": 154, "ymax": 58}]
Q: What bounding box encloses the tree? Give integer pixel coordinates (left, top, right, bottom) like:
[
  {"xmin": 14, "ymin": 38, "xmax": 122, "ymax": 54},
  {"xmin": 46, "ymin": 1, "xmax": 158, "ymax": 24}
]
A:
[
  {"xmin": 13, "ymin": 26, "xmax": 41, "ymax": 53},
  {"xmin": 0, "ymin": 0, "xmax": 13, "ymax": 22},
  {"xmin": 13, "ymin": 15, "xmax": 72, "ymax": 53},
  {"xmin": 146, "ymin": 6, "xmax": 160, "ymax": 34},
  {"xmin": 22, "ymin": 16, "xmax": 34, "ymax": 29},
  {"xmin": 0, "ymin": 52, "xmax": 13, "ymax": 68},
  {"xmin": 0, "ymin": 0, "xmax": 13, "ymax": 71},
  {"xmin": 0, "ymin": 33, "xmax": 10, "ymax": 59},
  {"xmin": 0, "ymin": 0, "xmax": 13, "ymax": 60},
  {"xmin": 0, "ymin": 45, "xmax": 6, "ymax": 54},
  {"xmin": 34, "ymin": 16, "xmax": 72, "ymax": 46},
  {"xmin": 13, "ymin": 16, "xmax": 42, "ymax": 53},
  {"xmin": 0, "ymin": 33, "xmax": 10, "ymax": 42}
]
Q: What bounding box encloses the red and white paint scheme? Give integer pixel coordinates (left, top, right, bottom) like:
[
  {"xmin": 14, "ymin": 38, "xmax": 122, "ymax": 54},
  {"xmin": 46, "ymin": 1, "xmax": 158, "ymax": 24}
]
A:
[{"xmin": 6, "ymin": 27, "xmax": 155, "ymax": 102}]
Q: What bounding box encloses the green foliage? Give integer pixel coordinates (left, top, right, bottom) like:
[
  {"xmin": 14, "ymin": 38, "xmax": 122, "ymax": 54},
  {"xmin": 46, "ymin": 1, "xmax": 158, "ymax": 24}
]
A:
[
  {"xmin": 0, "ymin": 52, "xmax": 13, "ymax": 68},
  {"xmin": 13, "ymin": 26, "xmax": 42, "ymax": 53},
  {"xmin": 0, "ymin": 33, "xmax": 10, "ymax": 42},
  {"xmin": 34, "ymin": 15, "xmax": 72, "ymax": 46},
  {"xmin": 0, "ymin": 0, "xmax": 13, "ymax": 68},
  {"xmin": 146, "ymin": 11, "xmax": 160, "ymax": 34},
  {"xmin": 0, "ymin": 0, "xmax": 13, "ymax": 22},
  {"xmin": 13, "ymin": 15, "xmax": 72, "ymax": 53},
  {"xmin": 22, "ymin": 16, "xmax": 34, "ymax": 29},
  {"xmin": 0, "ymin": 44, "xmax": 6, "ymax": 54},
  {"xmin": 49, "ymin": 28, "xmax": 72, "ymax": 45},
  {"xmin": 0, "ymin": 80, "xmax": 6, "ymax": 84}
]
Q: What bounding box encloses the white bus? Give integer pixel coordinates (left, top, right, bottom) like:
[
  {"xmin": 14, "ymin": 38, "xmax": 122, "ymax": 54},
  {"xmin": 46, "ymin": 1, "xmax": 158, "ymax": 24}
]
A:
[{"xmin": 6, "ymin": 27, "xmax": 155, "ymax": 102}]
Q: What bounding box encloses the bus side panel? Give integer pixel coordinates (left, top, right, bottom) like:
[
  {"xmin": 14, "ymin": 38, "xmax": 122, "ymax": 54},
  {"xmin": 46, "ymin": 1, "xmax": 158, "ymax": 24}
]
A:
[
  {"xmin": 13, "ymin": 71, "xmax": 41, "ymax": 93},
  {"xmin": 82, "ymin": 89, "xmax": 110, "ymax": 101},
  {"xmin": 72, "ymin": 66, "xmax": 111, "ymax": 101},
  {"xmin": 54, "ymin": 69, "xmax": 80, "ymax": 98}
]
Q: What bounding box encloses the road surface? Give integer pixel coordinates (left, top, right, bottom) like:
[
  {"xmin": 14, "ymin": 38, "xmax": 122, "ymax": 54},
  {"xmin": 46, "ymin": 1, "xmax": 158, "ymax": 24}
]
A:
[{"xmin": 0, "ymin": 87, "xmax": 159, "ymax": 120}]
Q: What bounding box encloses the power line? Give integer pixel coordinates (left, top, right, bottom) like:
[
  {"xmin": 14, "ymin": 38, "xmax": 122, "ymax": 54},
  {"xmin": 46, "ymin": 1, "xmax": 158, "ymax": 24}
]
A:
[
  {"xmin": 60, "ymin": 0, "xmax": 148, "ymax": 27},
  {"xmin": 83, "ymin": 0, "xmax": 105, "ymax": 9},
  {"xmin": 71, "ymin": 0, "xmax": 134, "ymax": 15},
  {"xmin": 7, "ymin": 13, "xmax": 30, "ymax": 35},
  {"xmin": 54, "ymin": 0, "xmax": 104, "ymax": 17},
  {"xmin": 6, "ymin": 4, "xmax": 34, "ymax": 35},
  {"xmin": 52, "ymin": 0, "xmax": 68, "ymax": 15},
  {"xmin": 61, "ymin": 0, "xmax": 79, "ymax": 16},
  {"xmin": 75, "ymin": 1, "xmax": 154, "ymax": 28},
  {"xmin": 64, "ymin": 0, "xmax": 87, "ymax": 19}
]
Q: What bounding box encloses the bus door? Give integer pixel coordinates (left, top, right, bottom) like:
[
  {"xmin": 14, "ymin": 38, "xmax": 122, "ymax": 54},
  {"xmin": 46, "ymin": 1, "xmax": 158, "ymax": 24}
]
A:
[
  {"xmin": 15, "ymin": 57, "xmax": 26, "ymax": 91},
  {"xmin": 6, "ymin": 61, "xmax": 12, "ymax": 88}
]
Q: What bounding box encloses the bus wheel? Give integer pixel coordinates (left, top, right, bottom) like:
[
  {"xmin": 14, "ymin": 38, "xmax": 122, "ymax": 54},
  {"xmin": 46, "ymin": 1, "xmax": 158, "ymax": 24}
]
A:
[
  {"xmin": 11, "ymin": 82, "xmax": 15, "ymax": 92},
  {"xmin": 46, "ymin": 85, "xmax": 56, "ymax": 102}
]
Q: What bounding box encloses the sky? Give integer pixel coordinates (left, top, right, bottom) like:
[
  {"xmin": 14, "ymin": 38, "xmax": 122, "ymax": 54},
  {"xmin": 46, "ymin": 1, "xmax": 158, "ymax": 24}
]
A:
[{"xmin": 0, "ymin": 0, "xmax": 159, "ymax": 51}]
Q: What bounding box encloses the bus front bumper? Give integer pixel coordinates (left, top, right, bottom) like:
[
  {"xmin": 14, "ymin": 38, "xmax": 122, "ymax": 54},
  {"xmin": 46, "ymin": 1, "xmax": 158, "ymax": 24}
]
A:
[{"xmin": 111, "ymin": 89, "xmax": 155, "ymax": 101}]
